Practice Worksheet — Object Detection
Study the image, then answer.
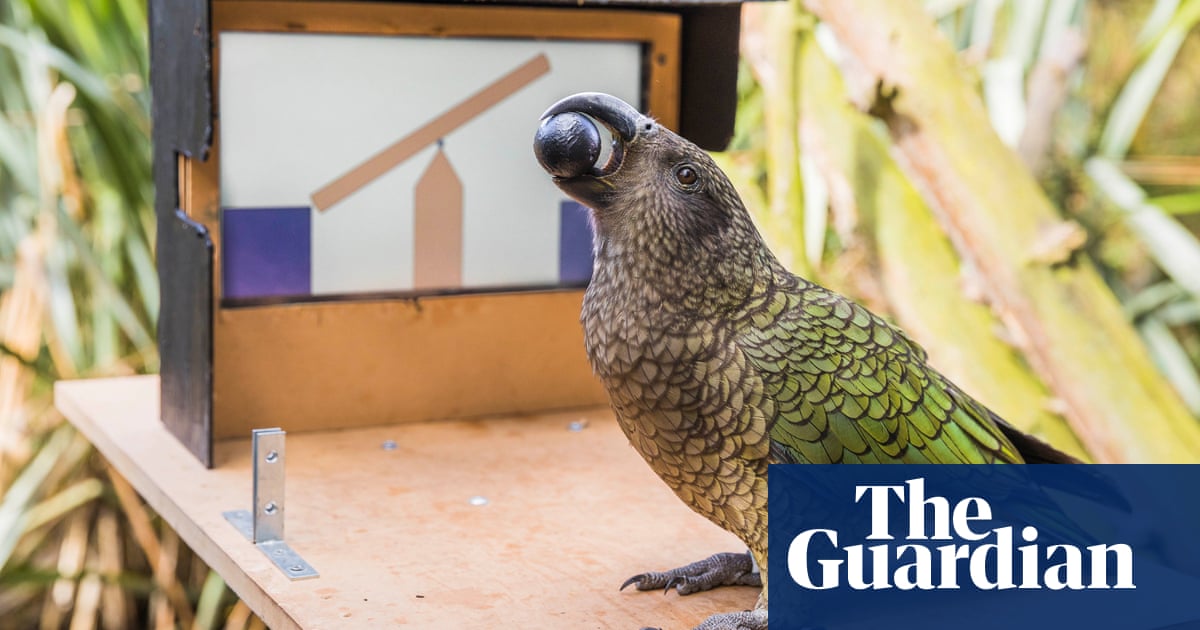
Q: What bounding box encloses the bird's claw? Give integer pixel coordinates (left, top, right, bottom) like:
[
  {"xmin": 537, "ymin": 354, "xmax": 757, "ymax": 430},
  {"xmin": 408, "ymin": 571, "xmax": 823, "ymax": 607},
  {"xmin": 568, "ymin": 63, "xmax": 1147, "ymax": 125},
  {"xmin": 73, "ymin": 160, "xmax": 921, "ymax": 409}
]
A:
[
  {"xmin": 620, "ymin": 552, "xmax": 761, "ymax": 596},
  {"xmin": 620, "ymin": 573, "xmax": 652, "ymax": 592},
  {"xmin": 663, "ymin": 574, "xmax": 688, "ymax": 594}
]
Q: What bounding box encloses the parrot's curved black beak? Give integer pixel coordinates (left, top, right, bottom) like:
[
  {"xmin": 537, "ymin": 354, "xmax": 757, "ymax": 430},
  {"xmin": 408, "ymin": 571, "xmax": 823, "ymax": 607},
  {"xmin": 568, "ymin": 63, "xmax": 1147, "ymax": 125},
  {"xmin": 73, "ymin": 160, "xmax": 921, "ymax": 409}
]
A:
[
  {"xmin": 533, "ymin": 92, "xmax": 651, "ymax": 207},
  {"xmin": 539, "ymin": 92, "xmax": 643, "ymax": 144}
]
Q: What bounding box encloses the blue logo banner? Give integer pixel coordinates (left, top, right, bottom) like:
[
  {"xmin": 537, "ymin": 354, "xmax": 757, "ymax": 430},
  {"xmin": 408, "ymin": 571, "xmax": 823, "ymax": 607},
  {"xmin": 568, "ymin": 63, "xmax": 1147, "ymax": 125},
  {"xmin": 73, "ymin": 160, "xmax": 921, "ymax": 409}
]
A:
[{"xmin": 768, "ymin": 465, "xmax": 1200, "ymax": 630}]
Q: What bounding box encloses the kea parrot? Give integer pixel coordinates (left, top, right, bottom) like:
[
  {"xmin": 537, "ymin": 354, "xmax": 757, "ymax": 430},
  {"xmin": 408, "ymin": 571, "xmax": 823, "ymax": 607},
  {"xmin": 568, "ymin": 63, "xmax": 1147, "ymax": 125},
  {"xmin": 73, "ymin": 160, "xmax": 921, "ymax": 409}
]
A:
[{"xmin": 532, "ymin": 93, "xmax": 1078, "ymax": 630}]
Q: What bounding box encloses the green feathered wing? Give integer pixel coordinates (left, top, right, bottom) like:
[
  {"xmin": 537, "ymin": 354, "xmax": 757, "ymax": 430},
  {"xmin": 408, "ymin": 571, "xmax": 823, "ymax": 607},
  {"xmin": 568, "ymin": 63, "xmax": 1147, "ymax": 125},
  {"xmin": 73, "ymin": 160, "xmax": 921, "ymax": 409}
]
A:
[{"xmin": 738, "ymin": 284, "xmax": 1024, "ymax": 465}]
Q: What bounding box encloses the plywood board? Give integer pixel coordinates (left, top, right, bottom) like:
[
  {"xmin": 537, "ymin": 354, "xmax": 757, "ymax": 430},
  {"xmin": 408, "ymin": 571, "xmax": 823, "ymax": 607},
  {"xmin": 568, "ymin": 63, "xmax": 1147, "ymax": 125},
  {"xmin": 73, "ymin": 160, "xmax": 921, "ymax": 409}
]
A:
[{"xmin": 56, "ymin": 377, "xmax": 757, "ymax": 629}]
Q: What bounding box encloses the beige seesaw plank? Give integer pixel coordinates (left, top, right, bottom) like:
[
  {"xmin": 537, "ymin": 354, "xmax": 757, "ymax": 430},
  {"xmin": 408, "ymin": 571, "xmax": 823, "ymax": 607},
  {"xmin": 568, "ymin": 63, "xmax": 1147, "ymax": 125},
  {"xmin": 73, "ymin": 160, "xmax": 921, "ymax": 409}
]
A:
[{"xmin": 55, "ymin": 376, "xmax": 756, "ymax": 629}]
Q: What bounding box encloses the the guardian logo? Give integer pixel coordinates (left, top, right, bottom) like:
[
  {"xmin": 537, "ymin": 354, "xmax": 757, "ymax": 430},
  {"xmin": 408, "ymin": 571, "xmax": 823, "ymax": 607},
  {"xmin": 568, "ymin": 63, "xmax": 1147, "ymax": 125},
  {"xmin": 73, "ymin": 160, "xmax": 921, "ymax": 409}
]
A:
[{"xmin": 787, "ymin": 478, "xmax": 1135, "ymax": 591}]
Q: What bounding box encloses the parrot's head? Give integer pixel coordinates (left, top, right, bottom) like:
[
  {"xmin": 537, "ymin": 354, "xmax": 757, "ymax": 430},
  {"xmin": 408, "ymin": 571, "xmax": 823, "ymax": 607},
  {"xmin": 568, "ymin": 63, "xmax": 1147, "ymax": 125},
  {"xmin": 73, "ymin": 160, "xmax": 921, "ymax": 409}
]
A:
[{"xmin": 532, "ymin": 92, "xmax": 762, "ymax": 260}]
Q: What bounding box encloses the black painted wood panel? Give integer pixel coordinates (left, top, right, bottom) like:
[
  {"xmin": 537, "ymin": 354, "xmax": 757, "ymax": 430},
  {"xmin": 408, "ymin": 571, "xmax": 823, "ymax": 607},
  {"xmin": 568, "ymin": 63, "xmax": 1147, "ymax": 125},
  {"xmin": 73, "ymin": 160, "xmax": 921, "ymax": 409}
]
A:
[{"xmin": 151, "ymin": 0, "xmax": 214, "ymax": 466}]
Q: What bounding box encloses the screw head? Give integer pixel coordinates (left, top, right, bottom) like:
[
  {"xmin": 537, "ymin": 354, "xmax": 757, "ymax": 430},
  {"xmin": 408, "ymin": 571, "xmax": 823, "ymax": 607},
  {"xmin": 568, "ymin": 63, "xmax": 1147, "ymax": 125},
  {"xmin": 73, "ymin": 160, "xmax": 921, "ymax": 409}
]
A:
[
  {"xmin": 290, "ymin": 564, "xmax": 304, "ymax": 572},
  {"xmin": 265, "ymin": 450, "xmax": 279, "ymax": 463},
  {"xmin": 381, "ymin": 440, "xmax": 398, "ymax": 451},
  {"xmin": 264, "ymin": 501, "xmax": 278, "ymax": 515},
  {"xmin": 468, "ymin": 495, "xmax": 489, "ymax": 507},
  {"xmin": 567, "ymin": 419, "xmax": 589, "ymax": 432}
]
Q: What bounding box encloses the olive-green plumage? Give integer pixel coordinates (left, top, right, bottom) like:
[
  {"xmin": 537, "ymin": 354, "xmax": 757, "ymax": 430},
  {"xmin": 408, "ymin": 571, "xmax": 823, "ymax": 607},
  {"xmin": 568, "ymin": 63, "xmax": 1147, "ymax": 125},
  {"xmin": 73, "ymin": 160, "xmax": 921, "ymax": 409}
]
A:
[{"xmin": 534, "ymin": 93, "xmax": 1075, "ymax": 630}]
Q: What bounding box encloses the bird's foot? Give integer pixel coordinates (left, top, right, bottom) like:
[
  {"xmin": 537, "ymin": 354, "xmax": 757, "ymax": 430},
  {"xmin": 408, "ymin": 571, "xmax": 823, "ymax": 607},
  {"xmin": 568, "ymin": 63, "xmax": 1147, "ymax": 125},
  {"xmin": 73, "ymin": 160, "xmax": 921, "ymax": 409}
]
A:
[
  {"xmin": 620, "ymin": 551, "xmax": 760, "ymax": 596},
  {"xmin": 638, "ymin": 609, "xmax": 768, "ymax": 630},
  {"xmin": 693, "ymin": 609, "xmax": 768, "ymax": 630}
]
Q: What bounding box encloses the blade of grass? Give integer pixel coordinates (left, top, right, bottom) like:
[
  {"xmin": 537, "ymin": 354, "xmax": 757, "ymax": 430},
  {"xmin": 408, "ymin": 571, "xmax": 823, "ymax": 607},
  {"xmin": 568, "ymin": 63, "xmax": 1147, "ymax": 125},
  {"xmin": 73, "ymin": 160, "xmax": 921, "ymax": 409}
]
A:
[
  {"xmin": 1038, "ymin": 0, "xmax": 1082, "ymax": 59},
  {"xmin": 983, "ymin": 57, "xmax": 1025, "ymax": 146},
  {"xmin": 154, "ymin": 528, "xmax": 181, "ymax": 629},
  {"xmin": 1003, "ymin": 0, "xmax": 1048, "ymax": 71},
  {"xmin": 47, "ymin": 509, "xmax": 91, "ymax": 627},
  {"xmin": 21, "ymin": 479, "xmax": 104, "ymax": 534},
  {"xmin": 968, "ymin": 0, "xmax": 1002, "ymax": 54},
  {"xmin": 54, "ymin": 205, "xmax": 153, "ymax": 355},
  {"xmin": 0, "ymin": 121, "xmax": 38, "ymax": 191},
  {"xmin": 124, "ymin": 228, "xmax": 158, "ymax": 324},
  {"xmin": 1099, "ymin": 0, "xmax": 1200, "ymax": 158},
  {"xmin": 222, "ymin": 601, "xmax": 254, "ymax": 630},
  {"xmin": 0, "ymin": 232, "xmax": 48, "ymax": 458},
  {"xmin": 1086, "ymin": 158, "xmax": 1200, "ymax": 302},
  {"xmin": 105, "ymin": 468, "xmax": 194, "ymax": 629},
  {"xmin": 44, "ymin": 227, "xmax": 83, "ymax": 377},
  {"xmin": 1139, "ymin": 0, "xmax": 1183, "ymax": 45},
  {"xmin": 1147, "ymin": 190, "xmax": 1200, "ymax": 214},
  {"xmin": 1, "ymin": 429, "xmax": 94, "ymax": 570},
  {"xmin": 0, "ymin": 25, "xmax": 113, "ymax": 108},
  {"xmin": 982, "ymin": 0, "xmax": 1056, "ymax": 146},
  {"xmin": 193, "ymin": 571, "xmax": 228, "ymax": 630},
  {"xmin": 1160, "ymin": 300, "xmax": 1200, "ymax": 326},
  {"xmin": 0, "ymin": 584, "xmax": 40, "ymax": 619},
  {"xmin": 0, "ymin": 424, "xmax": 74, "ymax": 571},
  {"xmin": 95, "ymin": 509, "xmax": 128, "ymax": 630},
  {"xmin": 1140, "ymin": 316, "xmax": 1200, "ymax": 415},
  {"xmin": 1124, "ymin": 280, "xmax": 1187, "ymax": 319},
  {"xmin": 67, "ymin": 558, "xmax": 102, "ymax": 630}
]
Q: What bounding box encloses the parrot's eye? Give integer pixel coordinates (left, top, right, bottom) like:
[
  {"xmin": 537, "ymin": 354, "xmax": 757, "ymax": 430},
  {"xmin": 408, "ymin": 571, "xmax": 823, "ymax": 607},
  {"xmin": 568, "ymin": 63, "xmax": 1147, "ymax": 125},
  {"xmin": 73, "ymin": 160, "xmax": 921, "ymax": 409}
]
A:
[{"xmin": 674, "ymin": 164, "xmax": 699, "ymax": 189}]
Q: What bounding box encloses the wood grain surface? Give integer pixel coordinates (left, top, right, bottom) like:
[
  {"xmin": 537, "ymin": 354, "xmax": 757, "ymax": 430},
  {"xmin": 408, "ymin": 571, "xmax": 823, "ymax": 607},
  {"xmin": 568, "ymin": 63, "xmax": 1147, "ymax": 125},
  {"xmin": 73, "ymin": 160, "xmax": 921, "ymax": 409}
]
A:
[{"xmin": 57, "ymin": 376, "xmax": 756, "ymax": 629}]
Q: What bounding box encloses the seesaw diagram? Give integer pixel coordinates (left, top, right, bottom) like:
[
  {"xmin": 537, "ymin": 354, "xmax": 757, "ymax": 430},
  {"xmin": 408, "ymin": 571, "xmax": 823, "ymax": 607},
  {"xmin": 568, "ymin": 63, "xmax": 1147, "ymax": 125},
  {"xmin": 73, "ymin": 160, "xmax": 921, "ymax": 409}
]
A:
[{"xmin": 217, "ymin": 35, "xmax": 642, "ymax": 301}]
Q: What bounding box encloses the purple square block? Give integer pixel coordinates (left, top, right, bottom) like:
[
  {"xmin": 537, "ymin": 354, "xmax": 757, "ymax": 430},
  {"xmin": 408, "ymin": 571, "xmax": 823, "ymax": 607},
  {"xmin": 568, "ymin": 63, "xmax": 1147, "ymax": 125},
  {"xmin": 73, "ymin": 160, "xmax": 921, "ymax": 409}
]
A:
[
  {"xmin": 222, "ymin": 207, "xmax": 311, "ymax": 299},
  {"xmin": 559, "ymin": 200, "xmax": 594, "ymax": 285}
]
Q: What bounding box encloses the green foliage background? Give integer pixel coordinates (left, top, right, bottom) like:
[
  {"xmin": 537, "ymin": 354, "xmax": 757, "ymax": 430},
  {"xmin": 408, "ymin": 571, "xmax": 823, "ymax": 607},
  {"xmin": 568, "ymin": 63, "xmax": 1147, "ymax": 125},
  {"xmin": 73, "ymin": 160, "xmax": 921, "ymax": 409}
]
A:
[{"xmin": 0, "ymin": 0, "xmax": 249, "ymax": 627}]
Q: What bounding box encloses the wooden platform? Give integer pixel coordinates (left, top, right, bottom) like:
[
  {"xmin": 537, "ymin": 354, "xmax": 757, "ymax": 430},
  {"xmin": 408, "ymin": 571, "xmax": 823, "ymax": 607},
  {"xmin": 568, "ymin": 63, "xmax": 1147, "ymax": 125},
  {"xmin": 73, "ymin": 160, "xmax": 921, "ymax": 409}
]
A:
[{"xmin": 55, "ymin": 376, "xmax": 756, "ymax": 629}]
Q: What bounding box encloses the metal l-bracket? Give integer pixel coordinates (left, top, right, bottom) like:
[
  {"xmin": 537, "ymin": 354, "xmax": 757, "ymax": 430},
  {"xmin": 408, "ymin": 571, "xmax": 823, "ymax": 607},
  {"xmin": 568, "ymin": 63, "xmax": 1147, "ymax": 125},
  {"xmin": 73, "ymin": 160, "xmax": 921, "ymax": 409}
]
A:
[
  {"xmin": 251, "ymin": 428, "xmax": 286, "ymax": 543},
  {"xmin": 223, "ymin": 428, "xmax": 319, "ymax": 580}
]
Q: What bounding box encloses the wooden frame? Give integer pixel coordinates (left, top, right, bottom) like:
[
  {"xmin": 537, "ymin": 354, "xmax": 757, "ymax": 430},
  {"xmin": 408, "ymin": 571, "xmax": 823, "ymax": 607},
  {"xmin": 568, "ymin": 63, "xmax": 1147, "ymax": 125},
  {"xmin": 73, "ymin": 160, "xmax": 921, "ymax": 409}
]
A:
[{"xmin": 178, "ymin": 1, "xmax": 681, "ymax": 441}]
